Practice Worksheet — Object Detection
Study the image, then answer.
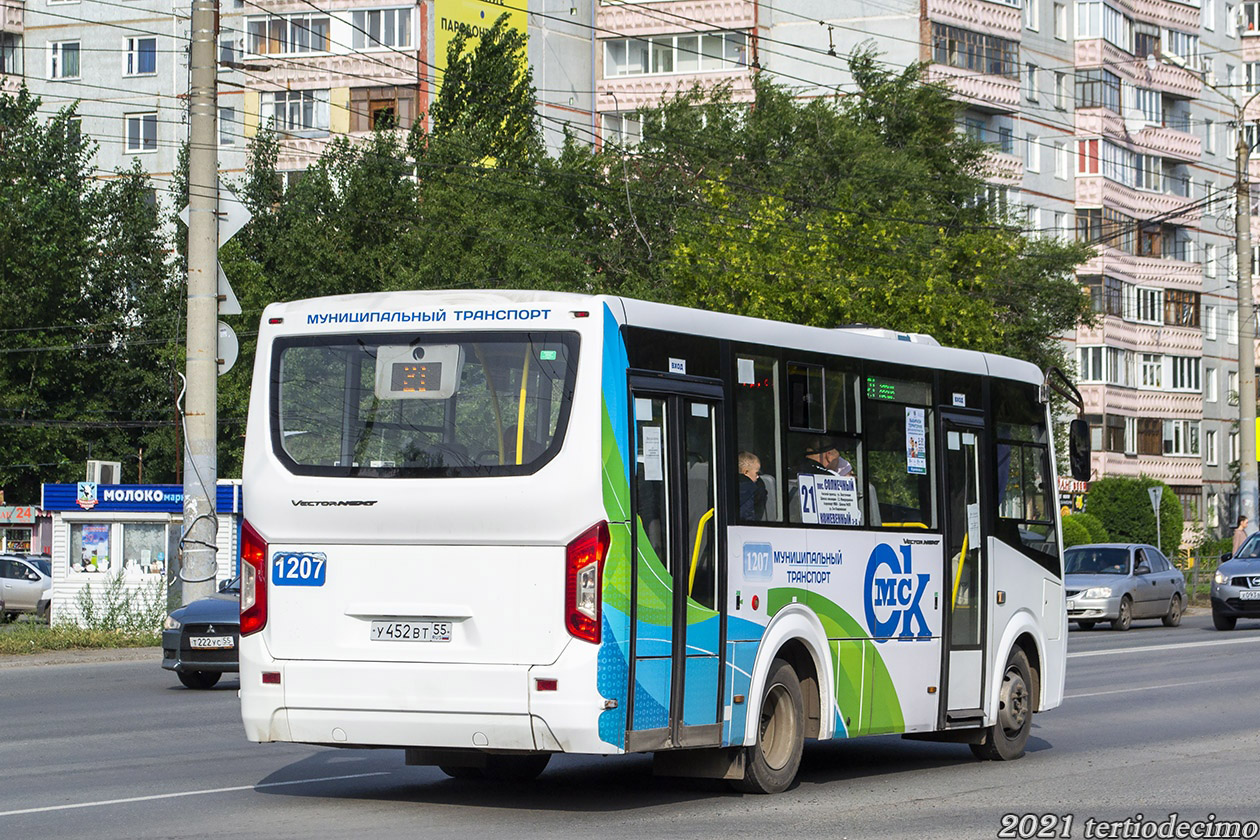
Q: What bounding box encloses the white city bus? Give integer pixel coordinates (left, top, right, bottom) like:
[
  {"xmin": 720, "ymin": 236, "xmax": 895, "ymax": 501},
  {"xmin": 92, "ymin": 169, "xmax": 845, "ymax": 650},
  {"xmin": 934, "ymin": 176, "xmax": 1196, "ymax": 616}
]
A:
[{"xmin": 239, "ymin": 290, "xmax": 1088, "ymax": 793}]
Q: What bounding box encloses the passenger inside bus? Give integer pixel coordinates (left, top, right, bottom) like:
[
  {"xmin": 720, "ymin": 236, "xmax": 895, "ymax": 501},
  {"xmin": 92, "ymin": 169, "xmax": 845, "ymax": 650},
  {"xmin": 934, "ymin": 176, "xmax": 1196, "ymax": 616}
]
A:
[{"xmin": 737, "ymin": 451, "xmax": 768, "ymax": 522}]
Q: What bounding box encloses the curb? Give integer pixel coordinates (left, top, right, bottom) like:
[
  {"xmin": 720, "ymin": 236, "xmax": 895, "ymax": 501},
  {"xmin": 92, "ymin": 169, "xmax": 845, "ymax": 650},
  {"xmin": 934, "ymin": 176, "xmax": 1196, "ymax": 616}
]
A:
[{"xmin": 0, "ymin": 646, "xmax": 161, "ymax": 669}]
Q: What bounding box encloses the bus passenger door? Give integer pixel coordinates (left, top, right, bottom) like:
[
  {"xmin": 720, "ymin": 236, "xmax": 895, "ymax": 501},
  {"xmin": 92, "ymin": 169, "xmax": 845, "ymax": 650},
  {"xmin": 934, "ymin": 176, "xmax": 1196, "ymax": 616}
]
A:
[
  {"xmin": 626, "ymin": 380, "xmax": 725, "ymax": 750},
  {"xmin": 941, "ymin": 415, "xmax": 987, "ymax": 721}
]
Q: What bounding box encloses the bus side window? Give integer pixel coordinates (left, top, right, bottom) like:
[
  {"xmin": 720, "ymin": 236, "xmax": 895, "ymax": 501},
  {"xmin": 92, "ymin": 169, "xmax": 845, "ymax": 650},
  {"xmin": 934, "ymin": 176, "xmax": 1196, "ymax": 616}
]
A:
[
  {"xmin": 862, "ymin": 375, "xmax": 936, "ymax": 529},
  {"xmin": 992, "ymin": 379, "xmax": 1059, "ymax": 569},
  {"xmin": 734, "ymin": 353, "xmax": 783, "ymax": 523}
]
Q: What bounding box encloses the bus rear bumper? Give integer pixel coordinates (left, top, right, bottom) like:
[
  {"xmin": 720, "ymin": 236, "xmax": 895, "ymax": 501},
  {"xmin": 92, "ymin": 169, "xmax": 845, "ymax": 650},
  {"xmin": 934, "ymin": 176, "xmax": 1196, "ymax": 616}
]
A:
[{"xmin": 240, "ymin": 643, "xmax": 618, "ymax": 755}]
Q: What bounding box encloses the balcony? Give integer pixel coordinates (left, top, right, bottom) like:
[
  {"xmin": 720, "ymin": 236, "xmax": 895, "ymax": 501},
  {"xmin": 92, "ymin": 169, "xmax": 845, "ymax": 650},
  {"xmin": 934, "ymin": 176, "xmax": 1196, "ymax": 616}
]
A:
[
  {"xmin": 598, "ymin": 69, "xmax": 755, "ymax": 113},
  {"xmin": 1091, "ymin": 452, "xmax": 1203, "ymax": 483},
  {"xmin": 1076, "ymin": 40, "xmax": 1201, "ymax": 98},
  {"xmin": 597, "ymin": 0, "xmax": 755, "ymax": 35},
  {"xmin": 2, "ymin": 0, "xmax": 20, "ymax": 33},
  {"xmin": 926, "ymin": 0, "xmax": 1020, "ymax": 37},
  {"xmin": 983, "ymin": 149, "xmax": 1022, "ymax": 184},
  {"xmin": 1129, "ymin": 0, "xmax": 1199, "ymax": 33},
  {"xmin": 1133, "ymin": 124, "xmax": 1201, "ymax": 160},
  {"xmin": 927, "ymin": 64, "xmax": 1019, "ymax": 112},
  {"xmin": 1075, "ymin": 177, "xmax": 1201, "ymax": 225}
]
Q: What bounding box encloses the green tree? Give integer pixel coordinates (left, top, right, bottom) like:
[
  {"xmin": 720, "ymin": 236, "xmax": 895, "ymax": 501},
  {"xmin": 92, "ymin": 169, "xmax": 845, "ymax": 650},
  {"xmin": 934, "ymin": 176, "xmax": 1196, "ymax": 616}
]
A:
[
  {"xmin": 1071, "ymin": 512, "xmax": 1109, "ymax": 543},
  {"xmin": 1061, "ymin": 516, "xmax": 1091, "ymax": 548},
  {"xmin": 0, "ymin": 88, "xmax": 179, "ymax": 500},
  {"xmin": 1085, "ymin": 477, "xmax": 1183, "ymax": 553}
]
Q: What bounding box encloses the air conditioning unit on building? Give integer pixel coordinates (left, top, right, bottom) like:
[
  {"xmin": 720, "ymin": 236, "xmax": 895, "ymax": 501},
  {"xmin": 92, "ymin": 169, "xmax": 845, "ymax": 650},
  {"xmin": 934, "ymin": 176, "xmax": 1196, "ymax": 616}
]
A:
[{"xmin": 86, "ymin": 460, "xmax": 123, "ymax": 485}]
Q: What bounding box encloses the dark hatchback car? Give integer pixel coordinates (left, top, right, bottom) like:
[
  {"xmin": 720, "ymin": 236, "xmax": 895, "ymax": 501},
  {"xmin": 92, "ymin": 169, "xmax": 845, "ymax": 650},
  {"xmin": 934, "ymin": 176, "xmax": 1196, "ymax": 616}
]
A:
[
  {"xmin": 161, "ymin": 577, "xmax": 240, "ymax": 689},
  {"xmin": 1213, "ymin": 534, "xmax": 1260, "ymax": 630}
]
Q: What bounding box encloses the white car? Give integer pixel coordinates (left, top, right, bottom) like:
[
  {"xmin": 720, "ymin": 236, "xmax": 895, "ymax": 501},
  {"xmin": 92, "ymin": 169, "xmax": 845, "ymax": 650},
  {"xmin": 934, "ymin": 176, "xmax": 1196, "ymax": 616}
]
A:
[{"xmin": 1, "ymin": 555, "xmax": 52, "ymax": 621}]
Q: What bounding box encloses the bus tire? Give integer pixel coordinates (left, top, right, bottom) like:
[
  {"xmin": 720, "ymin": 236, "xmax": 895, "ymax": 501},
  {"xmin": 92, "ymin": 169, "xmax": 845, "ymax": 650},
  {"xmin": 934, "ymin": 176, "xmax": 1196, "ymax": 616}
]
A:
[
  {"xmin": 482, "ymin": 753, "xmax": 550, "ymax": 781},
  {"xmin": 731, "ymin": 658, "xmax": 804, "ymax": 794},
  {"xmin": 969, "ymin": 648, "xmax": 1032, "ymax": 761}
]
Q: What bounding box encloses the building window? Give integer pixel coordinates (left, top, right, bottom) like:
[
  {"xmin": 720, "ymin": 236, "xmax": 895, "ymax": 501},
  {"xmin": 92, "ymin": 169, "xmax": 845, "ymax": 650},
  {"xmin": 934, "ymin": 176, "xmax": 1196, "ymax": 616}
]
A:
[
  {"xmin": 1076, "ymin": 207, "xmax": 1136, "ymax": 253},
  {"xmin": 1078, "ymin": 346, "xmax": 1104, "ymax": 381},
  {"xmin": 1054, "ymin": 72, "xmax": 1069, "ymax": 108},
  {"xmin": 1231, "ymin": 431, "xmax": 1240, "ymax": 462},
  {"xmin": 1242, "ymin": 1, "xmax": 1260, "ymax": 33},
  {"xmin": 1163, "ymin": 420, "xmax": 1201, "ymax": 457},
  {"xmin": 1138, "ymin": 418, "xmax": 1162, "ymax": 455},
  {"xmin": 1207, "ymin": 366, "xmax": 1218, "ymax": 400},
  {"xmin": 219, "ymin": 34, "xmax": 240, "ymax": 65},
  {"xmin": 1055, "ymin": 141, "xmax": 1069, "ymax": 178},
  {"xmin": 1171, "ymin": 486, "xmax": 1200, "ymax": 522},
  {"xmin": 246, "ymin": 14, "xmax": 331, "ymax": 55},
  {"xmin": 125, "ymin": 112, "xmax": 158, "ymax": 153},
  {"xmin": 219, "ymin": 107, "xmax": 235, "ymax": 145},
  {"xmin": 1105, "ymin": 415, "xmax": 1126, "ymax": 453},
  {"xmin": 1124, "ymin": 416, "xmax": 1137, "ymax": 454},
  {"xmin": 1207, "ymin": 429, "xmax": 1219, "ymax": 465},
  {"xmin": 49, "ymin": 41, "xmax": 81, "ymax": 80},
  {"xmin": 1025, "ymin": 134, "xmax": 1041, "ymax": 171},
  {"xmin": 1131, "ymin": 86, "xmax": 1162, "ymax": 126},
  {"xmin": 351, "ymin": 8, "xmax": 413, "ymax": 49},
  {"xmin": 1169, "ymin": 356, "xmax": 1201, "ymax": 391},
  {"xmin": 1, "ymin": 33, "xmax": 20, "ymax": 76},
  {"xmin": 1026, "ymin": 0, "xmax": 1041, "ymax": 29},
  {"xmin": 1206, "ymin": 0, "xmax": 1217, "ymax": 30},
  {"xmin": 1133, "ymin": 287, "xmax": 1164, "ymax": 324},
  {"xmin": 1163, "ymin": 28, "xmax": 1200, "ymax": 63},
  {"xmin": 1075, "ymin": 68, "xmax": 1122, "ymax": 111},
  {"xmin": 125, "ymin": 37, "xmax": 157, "ymax": 76},
  {"xmin": 1205, "ymin": 303, "xmax": 1218, "ymax": 339},
  {"xmin": 1229, "ymin": 309, "xmax": 1239, "ymax": 344},
  {"xmin": 1076, "ymin": 1, "xmax": 1134, "ymax": 52},
  {"xmin": 1164, "ymin": 289, "xmax": 1201, "ymax": 326},
  {"xmin": 604, "ymin": 112, "xmax": 642, "ymax": 146},
  {"xmin": 1077, "ymin": 137, "xmax": 1100, "ymax": 174},
  {"xmin": 1139, "ymin": 353, "xmax": 1163, "ymax": 388},
  {"xmin": 1134, "ymin": 21, "xmax": 1160, "ymax": 59},
  {"xmin": 349, "ymin": 86, "xmax": 417, "ymax": 132},
  {"xmin": 604, "ymin": 32, "xmax": 747, "ymax": 77},
  {"xmin": 1081, "ymin": 275, "xmax": 1125, "ymax": 316},
  {"xmin": 1025, "ymin": 63, "xmax": 1039, "ymax": 100},
  {"xmin": 1054, "ymin": 2, "xmax": 1068, "ymax": 38},
  {"xmin": 931, "ymin": 23, "xmax": 1019, "ymax": 78},
  {"xmin": 263, "ymin": 90, "xmax": 330, "ymax": 133}
]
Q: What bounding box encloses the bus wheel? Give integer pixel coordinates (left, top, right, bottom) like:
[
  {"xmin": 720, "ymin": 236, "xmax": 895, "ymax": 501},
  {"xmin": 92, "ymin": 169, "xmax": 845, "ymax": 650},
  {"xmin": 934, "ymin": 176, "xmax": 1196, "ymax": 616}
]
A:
[
  {"xmin": 732, "ymin": 658, "xmax": 804, "ymax": 794},
  {"xmin": 970, "ymin": 648, "xmax": 1032, "ymax": 762},
  {"xmin": 482, "ymin": 753, "xmax": 550, "ymax": 781}
]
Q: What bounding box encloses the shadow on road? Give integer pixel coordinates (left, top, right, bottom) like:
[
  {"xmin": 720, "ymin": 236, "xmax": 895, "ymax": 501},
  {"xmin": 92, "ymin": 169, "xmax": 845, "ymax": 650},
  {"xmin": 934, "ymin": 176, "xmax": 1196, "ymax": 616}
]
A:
[{"xmin": 252, "ymin": 729, "xmax": 1052, "ymax": 810}]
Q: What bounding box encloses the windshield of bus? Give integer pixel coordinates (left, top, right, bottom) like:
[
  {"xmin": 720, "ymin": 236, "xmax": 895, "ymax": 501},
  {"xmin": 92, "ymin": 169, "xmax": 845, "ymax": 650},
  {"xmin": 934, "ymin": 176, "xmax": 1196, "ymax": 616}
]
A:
[
  {"xmin": 1063, "ymin": 547, "xmax": 1131, "ymax": 575},
  {"xmin": 272, "ymin": 331, "xmax": 579, "ymax": 477}
]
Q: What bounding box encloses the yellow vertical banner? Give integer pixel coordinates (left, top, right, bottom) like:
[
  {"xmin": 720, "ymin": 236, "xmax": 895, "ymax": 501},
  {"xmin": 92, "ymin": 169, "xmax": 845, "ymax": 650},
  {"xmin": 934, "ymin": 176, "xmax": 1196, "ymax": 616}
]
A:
[{"xmin": 433, "ymin": 0, "xmax": 528, "ymax": 84}]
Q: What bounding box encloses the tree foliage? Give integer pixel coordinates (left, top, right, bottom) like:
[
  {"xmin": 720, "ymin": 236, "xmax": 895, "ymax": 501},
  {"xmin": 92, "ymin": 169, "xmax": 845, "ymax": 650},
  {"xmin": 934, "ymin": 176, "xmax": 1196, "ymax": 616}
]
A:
[
  {"xmin": 0, "ymin": 88, "xmax": 178, "ymax": 501},
  {"xmin": 4, "ymin": 34, "xmax": 1098, "ymax": 494},
  {"xmin": 1085, "ymin": 477, "xmax": 1184, "ymax": 553}
]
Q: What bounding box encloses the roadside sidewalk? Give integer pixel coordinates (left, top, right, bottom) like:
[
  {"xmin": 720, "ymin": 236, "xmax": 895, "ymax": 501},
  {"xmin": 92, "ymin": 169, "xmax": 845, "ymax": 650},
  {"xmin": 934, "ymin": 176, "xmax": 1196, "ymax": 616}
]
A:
[{"xmin": 0, "ymin": 646, "xmax": 161, "ymax": 669}]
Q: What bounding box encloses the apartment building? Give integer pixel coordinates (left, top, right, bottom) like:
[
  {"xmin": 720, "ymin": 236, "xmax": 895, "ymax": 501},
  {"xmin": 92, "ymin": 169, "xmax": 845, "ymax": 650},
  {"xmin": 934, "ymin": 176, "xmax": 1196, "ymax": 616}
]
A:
[
  {"xmin": 1, "ymin": 0, "xmax": 22, "ymax": 93},
  {"xmin": 17, "ymin": 0, "xmax": 246, "ymax": 204},
  {"xmin": 232, "ymin": 0, "xmax": 595, "ymax": 173},
  {"xmin": 594, "ymin": 0, "xmax": 1247, "ymax": 540}
]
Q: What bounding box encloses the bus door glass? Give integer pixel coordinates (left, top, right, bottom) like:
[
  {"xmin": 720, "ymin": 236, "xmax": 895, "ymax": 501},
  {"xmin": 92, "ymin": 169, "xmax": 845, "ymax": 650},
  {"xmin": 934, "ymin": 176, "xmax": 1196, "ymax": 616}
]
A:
[
  {"xmin": 628, "ymin": 382, "xmax": 724, "ymax": 749},
  {"xmin": 942, "ymin": 414, "xmax": 986, "ymax": 714}
]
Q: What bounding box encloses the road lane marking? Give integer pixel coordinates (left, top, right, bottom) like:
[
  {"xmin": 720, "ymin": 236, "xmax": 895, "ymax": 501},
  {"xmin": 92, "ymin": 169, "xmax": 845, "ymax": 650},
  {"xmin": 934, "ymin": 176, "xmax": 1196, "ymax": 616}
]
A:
[
  {"xmin": 1067, "ymin": 635, "xmax": 1260, "ymax": 659},
  {"xmin": 0, "ymin": 771, "xmax": 391, "ymax": 818},
  {"xmin": 1066, "ymin": 676, "xmax": 1236, "ymax": 699}
]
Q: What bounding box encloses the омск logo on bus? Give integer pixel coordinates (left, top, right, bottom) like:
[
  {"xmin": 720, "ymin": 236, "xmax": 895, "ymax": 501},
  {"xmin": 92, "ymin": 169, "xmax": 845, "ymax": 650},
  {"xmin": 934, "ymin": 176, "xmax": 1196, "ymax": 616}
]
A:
[{"xmin": 863, "ymin": 544, "xmax": 932, "ymax": 641}]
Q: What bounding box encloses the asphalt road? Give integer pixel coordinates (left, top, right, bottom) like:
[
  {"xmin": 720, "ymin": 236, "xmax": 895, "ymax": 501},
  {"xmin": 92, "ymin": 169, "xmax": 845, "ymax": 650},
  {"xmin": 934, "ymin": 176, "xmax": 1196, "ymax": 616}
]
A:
[{"xmin": 2, "ymin": 613, "xmax": 1258, "ymax": 840}]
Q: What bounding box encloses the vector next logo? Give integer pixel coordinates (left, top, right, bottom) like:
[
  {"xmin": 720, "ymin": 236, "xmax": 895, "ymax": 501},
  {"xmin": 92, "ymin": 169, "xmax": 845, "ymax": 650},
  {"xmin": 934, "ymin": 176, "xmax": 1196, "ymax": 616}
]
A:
[{"xmin": 863, "ymin": 544, "xmax": 931, "ymax": 641}]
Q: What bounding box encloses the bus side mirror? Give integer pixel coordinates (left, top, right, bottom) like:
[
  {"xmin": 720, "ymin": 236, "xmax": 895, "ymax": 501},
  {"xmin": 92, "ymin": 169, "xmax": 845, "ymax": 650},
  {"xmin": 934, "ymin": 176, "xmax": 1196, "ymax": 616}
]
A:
[{"xmin": 1069, "ymin": 418, "xmax": 1091, "ymax": 482}]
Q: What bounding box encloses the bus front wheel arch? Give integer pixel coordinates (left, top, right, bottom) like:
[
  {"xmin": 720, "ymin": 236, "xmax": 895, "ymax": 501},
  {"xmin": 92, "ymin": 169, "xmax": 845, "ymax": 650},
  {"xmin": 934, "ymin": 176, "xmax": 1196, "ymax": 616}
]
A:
[{"xmin": 730, "ymin": 657, "xmax": 805, "ymax": 794}]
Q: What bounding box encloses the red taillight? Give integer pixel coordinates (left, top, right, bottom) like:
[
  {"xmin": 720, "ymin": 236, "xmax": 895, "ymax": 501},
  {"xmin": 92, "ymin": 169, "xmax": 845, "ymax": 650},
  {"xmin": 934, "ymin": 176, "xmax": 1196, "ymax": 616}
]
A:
[
  {"xmin": 565, "ymin": 521, "xmax": 609, "ymax": 644},
  {"xmin": 240, "ymin": 519, "xmax": 268, "ymax": 636}
]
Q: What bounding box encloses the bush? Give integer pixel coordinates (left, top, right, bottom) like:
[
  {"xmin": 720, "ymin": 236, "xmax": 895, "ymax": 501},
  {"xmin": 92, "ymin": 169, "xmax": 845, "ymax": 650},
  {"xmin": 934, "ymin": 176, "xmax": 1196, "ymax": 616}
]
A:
[
  {"xmin": 70, "ymin": 571, "xmax": 166, "ymax": 633},
  {"xmin": 1072, "ymin": 512, "xmax": 1109, "ymax": 543},
  {"xmin": 1061, "ymin": 516, "xmax": 1091, "ymax": 548},
  {"xmin": 1084, "ymin": 476, "xmax": 1183, "ymax": 552}
]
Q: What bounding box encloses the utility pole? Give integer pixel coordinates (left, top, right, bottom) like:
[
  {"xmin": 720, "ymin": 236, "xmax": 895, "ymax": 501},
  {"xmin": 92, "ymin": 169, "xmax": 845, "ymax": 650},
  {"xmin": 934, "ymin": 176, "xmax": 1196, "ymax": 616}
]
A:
[
  {"xmin": 181, "ymin": 0, "xmax": 220, "ymax": 605},
  {"xmin": 1235, "ymin": 120, "xmax": 1258, "ymax": 538}
]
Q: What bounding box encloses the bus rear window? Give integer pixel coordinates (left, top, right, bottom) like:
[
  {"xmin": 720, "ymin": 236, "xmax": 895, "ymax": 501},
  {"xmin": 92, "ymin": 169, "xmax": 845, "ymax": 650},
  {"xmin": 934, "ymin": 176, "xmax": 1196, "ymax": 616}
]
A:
[{"xmin": 272, "ymin": 331, "xmax": 579, "ymax": 477}]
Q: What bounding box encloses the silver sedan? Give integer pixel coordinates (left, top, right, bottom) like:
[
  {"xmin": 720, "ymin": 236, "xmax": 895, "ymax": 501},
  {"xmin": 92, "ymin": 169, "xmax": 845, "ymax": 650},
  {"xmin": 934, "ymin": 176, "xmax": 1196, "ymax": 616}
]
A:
[{"xmin": 1064, "ymin": 543, "xmax": 1187, "ymax": 631}]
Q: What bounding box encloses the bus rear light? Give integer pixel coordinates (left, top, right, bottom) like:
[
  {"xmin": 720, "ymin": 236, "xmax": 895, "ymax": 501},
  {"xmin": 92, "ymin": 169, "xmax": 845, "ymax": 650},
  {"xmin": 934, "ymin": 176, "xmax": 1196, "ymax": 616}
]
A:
[
  {"xmin": 535, "ymin": 678, "xmax": 558, "ymax": 691},
  {"xmin": 240, "ymin": 519, "xmax": 268, "ymax": 636},
  {"xmin": 262, "ymin": 672, "xmax": 281, "ymax": 685},
  {"xmin": 565, "ymin": 521, "xmax": 609, "ymax": 644}
]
